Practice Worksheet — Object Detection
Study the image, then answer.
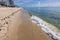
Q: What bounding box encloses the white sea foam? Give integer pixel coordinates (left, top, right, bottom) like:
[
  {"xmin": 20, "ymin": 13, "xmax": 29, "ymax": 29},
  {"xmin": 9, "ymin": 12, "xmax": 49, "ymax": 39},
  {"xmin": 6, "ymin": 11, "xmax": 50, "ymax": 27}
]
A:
[{"xmin": 31, "ymin": 16, "xmax": 60, "ymax": 40}]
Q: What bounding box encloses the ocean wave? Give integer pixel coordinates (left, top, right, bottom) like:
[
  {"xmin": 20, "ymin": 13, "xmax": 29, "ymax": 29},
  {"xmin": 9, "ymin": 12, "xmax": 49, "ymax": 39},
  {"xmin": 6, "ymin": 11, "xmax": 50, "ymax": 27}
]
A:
[{"xmin": 31, "ymin": 15, "xmax": 60, "ymax": 40}]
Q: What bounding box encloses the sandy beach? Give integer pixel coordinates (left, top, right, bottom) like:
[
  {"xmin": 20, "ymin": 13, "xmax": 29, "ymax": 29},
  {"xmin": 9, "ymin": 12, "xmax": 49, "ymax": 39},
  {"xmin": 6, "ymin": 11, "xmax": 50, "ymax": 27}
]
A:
[{"xmin": 0, "ymin": 7, "xmax": 52, "ymax": 40}]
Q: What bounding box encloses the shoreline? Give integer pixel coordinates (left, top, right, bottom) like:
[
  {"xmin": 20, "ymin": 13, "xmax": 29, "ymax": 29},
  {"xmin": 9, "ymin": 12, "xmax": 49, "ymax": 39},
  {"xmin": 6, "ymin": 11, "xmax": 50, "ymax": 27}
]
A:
[
  {"xmin": 31, "ymin": 15, "xmax": 60, "ymax": 40},
  {"xmin": 0, "ymin": 7, "xmax": 52, "ymax": 40}
]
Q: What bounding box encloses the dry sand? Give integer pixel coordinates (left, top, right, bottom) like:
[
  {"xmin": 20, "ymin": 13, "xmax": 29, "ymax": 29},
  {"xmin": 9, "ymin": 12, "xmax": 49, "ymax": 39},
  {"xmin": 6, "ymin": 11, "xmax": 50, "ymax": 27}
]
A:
[{"xmin": 0, "ymin": 7, "xmax": 52, "ymax": 40}]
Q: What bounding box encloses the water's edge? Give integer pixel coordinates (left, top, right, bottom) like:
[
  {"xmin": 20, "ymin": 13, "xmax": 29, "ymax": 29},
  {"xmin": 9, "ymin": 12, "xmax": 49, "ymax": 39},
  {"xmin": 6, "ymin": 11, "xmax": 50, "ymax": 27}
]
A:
[{"xmin": 31, "ymin": 15, "xmax": 60, "ymax": 40}]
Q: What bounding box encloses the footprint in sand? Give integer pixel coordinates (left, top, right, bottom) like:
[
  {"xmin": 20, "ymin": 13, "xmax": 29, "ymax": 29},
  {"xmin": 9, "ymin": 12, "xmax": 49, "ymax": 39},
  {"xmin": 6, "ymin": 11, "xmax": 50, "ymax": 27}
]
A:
[
  {"xmin": 0, "ymin": 16, "xmax": 10, "ymax": 39},
  {"xmin": 0, "ymin": 10, "xmax": 17, "ymax": 40}
]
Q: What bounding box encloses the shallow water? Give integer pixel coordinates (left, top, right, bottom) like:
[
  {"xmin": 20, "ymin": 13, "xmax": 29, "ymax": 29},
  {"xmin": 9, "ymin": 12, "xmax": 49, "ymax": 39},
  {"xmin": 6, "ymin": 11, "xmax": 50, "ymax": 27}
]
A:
[{"xmin": 24, "ymin": 7, "xmax": 60, "ymax": 29}]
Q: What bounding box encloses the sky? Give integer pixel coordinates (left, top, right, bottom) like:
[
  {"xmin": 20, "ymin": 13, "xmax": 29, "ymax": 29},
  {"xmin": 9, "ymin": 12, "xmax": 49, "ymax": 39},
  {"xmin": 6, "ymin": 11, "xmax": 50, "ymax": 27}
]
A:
[
  {"xmin": 40, "ymin": 0, "xmax": 60, "ymax": 7},
  {"xmin": 14, "ymin": 0, "xmax": 60, "ymax": 7},
  {"xmin": 14, "ymin": 0, "xmax": 40, "ymax": 7}
]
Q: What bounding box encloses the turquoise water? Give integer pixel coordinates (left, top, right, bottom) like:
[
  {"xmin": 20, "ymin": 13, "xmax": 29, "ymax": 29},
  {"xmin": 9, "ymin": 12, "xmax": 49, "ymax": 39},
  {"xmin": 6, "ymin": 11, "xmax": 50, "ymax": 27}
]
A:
[{"xmin": 24, "ymin": 7, "xmax": 60, "ymax": 29}]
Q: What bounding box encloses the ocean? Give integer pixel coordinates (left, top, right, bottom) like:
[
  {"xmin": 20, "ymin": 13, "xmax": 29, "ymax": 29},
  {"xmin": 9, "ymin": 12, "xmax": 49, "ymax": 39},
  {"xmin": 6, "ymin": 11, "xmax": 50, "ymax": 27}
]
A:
[{"xmin": 24, "ymin": 7, "xmax": 60, "ymax": 29}]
